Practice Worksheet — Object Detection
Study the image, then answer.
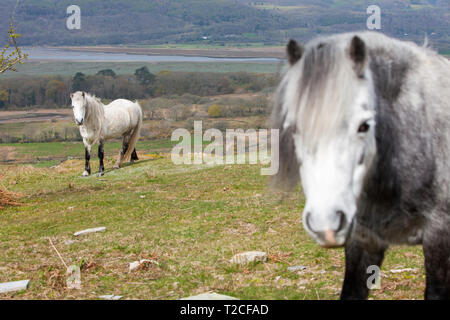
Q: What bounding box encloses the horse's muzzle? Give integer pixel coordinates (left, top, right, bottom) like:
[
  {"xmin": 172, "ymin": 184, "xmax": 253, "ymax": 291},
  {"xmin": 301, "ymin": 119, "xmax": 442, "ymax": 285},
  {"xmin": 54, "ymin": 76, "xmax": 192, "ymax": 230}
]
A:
[
  {"xmin": 75, "ymin": 119, "xmax": 83, "ymax": 126},
  {"xmin": 304, "ymin": 210, "xmax": 350, "ymax": 248}
]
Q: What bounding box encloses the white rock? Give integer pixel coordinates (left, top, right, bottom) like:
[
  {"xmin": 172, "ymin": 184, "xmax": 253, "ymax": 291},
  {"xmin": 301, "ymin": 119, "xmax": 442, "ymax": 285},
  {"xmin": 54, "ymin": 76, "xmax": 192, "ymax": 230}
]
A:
[
  {"xmin": 390, "ymin": 268, "xmax": 418, "ymax": 273},
  {"xmin": 180, "ymin": 292, "xmax": 239, "ymax": 300},
  {"xmin": 73, "ymin": 227, "xmax": 106, "ymax": 237},
  {"xmin": 129, "ymin": 259, "xmax": 159, "ymax": 271},
  {"xmin": 66, "ymin": 265, "xmax": 81, "ymax": 290},
  {"xmin": 64, "ymin": 240, "xmax": 75, "ymax": 245},
  {"xmin": 287, "ymin": 265, "xmax": 307, "ymax": 272},
  {"xmin": 0, "ymin": 280, "xmax": 30, "ymax": 294},
  {"xmin": 99, "ymin": 295, "xmax": 123, "ymax": 300},
  {"xmin": 229, "ymin": 251, "xmax": 267, "ymax": 265}
]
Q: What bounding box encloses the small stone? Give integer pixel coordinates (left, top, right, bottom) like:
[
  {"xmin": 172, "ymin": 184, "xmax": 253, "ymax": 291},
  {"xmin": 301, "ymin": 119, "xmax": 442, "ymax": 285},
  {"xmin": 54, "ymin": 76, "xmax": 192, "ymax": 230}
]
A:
[
  {"xmin": 99, "ymin": 295, "xmax": 123, "ymax": 300},
  {"xmin": 180, "ymin": 292, "xmax": 239, "ymax": 300},
  {"xmin": 229, "ymin": 251, "xmax": 267, "ymax": 265},
  {"xmin": 287, "ymin": 265, "xmax": 307, "ymax": 272},
  {"xmin": 66, "ymin": 265, "xmax": 81, "ymax": 290},
  {"xmin": 64, "ymin": 240, "xmax": 75, "ymax": 245},
  {"xmin": 0, "ymin": 280, "xmax": 30, "ymax": 294},
  {"xmin": 390, "ymin": 268, "xmax": 418, "ymax": 273},
  {"xmin": 140, "ymin": 195, "xmax": 146, "ymax": 199},
  {"xmin": 73, "ymin": 227, "xmax": 106, "ymax": 237},
  {"xmin": 129, "ymin": 259, "xmax": 159, "ymax": 271}
]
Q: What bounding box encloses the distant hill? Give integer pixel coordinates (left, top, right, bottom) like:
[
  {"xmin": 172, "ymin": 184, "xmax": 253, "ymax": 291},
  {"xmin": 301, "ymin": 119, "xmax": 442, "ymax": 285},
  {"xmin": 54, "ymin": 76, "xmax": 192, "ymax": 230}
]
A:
[{"xmin": 1, "ymin": 0, "xmax": 449, "ymax": 52}]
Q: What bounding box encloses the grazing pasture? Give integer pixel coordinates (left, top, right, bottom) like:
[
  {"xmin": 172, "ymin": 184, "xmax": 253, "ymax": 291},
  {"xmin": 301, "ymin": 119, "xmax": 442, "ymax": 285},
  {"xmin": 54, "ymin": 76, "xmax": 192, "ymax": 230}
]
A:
[{"xmin": 0, "ymin": 141, "xmax": 425, "ymax": 299}]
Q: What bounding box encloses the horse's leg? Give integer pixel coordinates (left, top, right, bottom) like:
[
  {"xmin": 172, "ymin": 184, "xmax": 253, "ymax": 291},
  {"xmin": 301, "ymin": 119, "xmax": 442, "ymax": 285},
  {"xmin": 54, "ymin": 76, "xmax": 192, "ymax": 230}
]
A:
[
  {"xmin": 82, "ymin": 144, "xmax": 91, "ymax": 177},
  {"xmin": 131, "ymin": 148, "xmax": 138, "ymax": 163},
  {"xmin": 114, "ymin": 135, "xmax": 130, "ymax": 169},
  {"xmin": 340, "ymin": 239, "xmax": 387, "ymax": 300},
  {"xmin": 98, "ymin": 140, "xmax": 105, "ymax": 177},
  {"xmin": 423, "ymin": 221, "xmax": 450, "ymax": 300}
]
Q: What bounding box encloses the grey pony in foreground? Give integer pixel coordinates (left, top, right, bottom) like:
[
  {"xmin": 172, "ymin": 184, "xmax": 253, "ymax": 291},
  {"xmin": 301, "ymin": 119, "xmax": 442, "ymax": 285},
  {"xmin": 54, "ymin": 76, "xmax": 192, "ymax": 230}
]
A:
[{"xmin": 272, "ymin": 31, "xmax": 450, "ymax": 299}]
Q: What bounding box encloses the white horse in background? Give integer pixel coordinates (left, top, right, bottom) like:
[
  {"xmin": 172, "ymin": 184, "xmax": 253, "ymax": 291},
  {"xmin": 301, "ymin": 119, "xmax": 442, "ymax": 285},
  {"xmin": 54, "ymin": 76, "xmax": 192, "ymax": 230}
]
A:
[{"xmin": 70, "ymin": 91, "xmax": 143, "ymax": 177}]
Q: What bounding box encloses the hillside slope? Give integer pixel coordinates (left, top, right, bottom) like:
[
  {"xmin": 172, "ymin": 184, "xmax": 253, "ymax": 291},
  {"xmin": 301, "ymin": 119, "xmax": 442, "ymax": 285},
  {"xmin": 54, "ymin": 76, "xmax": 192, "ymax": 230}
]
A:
[
  {"xmin": 1, "ymin": 0, "xmax": 449, "ymax": 52},
  {"xmin": 0, "ymin": 146, "xmax": 426, "ymax": 299}
]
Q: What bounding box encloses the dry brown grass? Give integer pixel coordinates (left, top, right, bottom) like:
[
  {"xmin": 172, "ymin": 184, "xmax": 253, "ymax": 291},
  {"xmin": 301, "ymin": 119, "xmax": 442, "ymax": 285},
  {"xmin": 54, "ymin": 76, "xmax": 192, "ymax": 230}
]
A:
[{"xmin": 0, "ymin": 186, "xmax": 22, "ymax": 209}]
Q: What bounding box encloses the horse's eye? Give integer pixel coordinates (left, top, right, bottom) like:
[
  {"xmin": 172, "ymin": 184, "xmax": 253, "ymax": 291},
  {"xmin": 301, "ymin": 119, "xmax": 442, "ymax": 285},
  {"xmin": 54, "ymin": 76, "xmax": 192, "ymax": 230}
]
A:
[{"xmin": 358, "ymin": 122, "xmax": 370, "ymax": 133}]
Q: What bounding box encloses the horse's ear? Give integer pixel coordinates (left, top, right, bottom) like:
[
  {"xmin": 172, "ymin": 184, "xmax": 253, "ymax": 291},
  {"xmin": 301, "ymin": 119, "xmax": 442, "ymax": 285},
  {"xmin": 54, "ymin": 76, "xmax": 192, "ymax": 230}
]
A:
[
  {"xmin": 287, "ymin": 39, "xmax": 303, "ymax": 66},
  {"xmin": 349, "ymin": 36, "xmax": 367, "ymax": 77},
  {"xmin": 70, "ymin": 93, "xmax": 73, "ymax": 99},
  {"xmin": 81, "ymin": 92, "xmax": 85, "ymax": 98}
]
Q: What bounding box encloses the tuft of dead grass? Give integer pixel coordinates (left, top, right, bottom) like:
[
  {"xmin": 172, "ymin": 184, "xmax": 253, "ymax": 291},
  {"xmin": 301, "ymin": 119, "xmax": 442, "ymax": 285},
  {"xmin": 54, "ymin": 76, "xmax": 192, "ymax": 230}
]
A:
[{"xmin": 0, "ymin": 186, "xmax": 22, "ymax": 209}]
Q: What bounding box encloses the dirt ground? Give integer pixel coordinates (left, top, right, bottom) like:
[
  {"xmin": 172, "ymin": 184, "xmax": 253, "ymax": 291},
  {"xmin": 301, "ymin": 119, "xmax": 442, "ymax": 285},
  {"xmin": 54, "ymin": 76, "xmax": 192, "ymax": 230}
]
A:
[
  {"xmin": 0, "ymin": 146, "xmax": 16, "ymax": 161},
  {"xmin": 0, "ymin": 109, "xmax": 72, "ymax": 124}
]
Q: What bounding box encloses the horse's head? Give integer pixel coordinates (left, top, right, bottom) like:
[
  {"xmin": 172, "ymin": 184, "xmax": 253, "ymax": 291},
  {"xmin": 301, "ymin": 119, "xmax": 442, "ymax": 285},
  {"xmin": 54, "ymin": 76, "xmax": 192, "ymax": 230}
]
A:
[
  {"xmin": 70, "ymin": 91, "xmax": 87, "ymax": 126},
  {"xmin": 274, "ymin": 34, "xmax": 377, "ymax": 248}
]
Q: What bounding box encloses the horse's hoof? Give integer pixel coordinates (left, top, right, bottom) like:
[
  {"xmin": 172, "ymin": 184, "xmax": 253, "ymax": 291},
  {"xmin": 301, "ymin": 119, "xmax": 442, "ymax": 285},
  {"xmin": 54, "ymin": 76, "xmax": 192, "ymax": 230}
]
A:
[
  {"xmin": 98, "ymin": 172, "xmax": 104, "ymax": 177},
  {"xmin": 82, "ymin": 171, "xmax": 90, "ymax": 177},
  {"xmin": 113, "ymin": 165, "xmax": 120, "ymax": 170}
]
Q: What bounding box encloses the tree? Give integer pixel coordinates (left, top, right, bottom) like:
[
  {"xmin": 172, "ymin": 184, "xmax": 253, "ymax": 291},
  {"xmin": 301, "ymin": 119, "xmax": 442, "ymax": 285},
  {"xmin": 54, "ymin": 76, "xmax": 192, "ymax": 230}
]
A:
[
  {"xmin": 1, "ymin": 0, "xmax": 26, "ymax": 209},
  {"xmin": 96, "ymin": 69, "xmax": 116, "ymax": 77},
  {"xmin": 71, "ymin": 72, "xmax": 89, "ymax": 92},
  {"xmin": 0, "ymin": 90, "xmax": 8, "ymax": 108},
  {"xmin": 0, "ymin": 0, "xmax": 27, "ymax": 75},
  {"xmin": 46, "ymin": 79, "xmax": 68, "ymax": 106},
  {"xmin": 134, "ymin": 66, "xmax": 155, "ymax": 86}
]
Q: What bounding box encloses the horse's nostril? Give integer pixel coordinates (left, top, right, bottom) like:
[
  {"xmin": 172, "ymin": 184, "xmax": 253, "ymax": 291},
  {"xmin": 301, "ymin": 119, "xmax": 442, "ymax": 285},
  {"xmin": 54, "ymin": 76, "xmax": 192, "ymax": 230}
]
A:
[{"xmin": 336, "ymin": 210, "xmax": 347, "ymax": 232}]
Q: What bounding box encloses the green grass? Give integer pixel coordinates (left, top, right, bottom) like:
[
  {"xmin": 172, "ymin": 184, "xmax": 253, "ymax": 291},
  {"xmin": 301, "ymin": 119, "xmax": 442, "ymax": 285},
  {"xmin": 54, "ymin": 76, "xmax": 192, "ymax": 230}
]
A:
[
  {"xmin": 1, "ymin": 135, "xmax": 216, "ymax": 167},
  {"xmin": 0, "ymin": 141, "xmax": 426, "ymax": 300},
  {"xmin": 3, "ymin": 140, "xmax": 176, "ymax": 161},
  {"xmin": 1, "ymin": 61, "xmax": 279, "ymax": 78}
]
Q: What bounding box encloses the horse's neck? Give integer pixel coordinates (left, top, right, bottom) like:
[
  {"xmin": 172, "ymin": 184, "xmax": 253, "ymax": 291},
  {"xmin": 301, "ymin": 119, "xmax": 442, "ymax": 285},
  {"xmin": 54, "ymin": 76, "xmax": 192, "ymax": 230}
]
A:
[{"xmin": 85, "ymin": 97, "xmax": 104, "ymax": 130}]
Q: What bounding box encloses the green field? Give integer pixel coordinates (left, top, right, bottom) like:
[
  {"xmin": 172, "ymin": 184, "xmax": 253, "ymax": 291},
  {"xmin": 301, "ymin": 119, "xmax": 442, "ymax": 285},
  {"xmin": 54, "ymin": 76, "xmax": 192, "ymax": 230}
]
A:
[
  {"xmin": 1, "ymin": 139, "xmax": 177, "ymax": 166},
  {"xmin": 0, "ymin": 141, "xmax": 426, "ymax": 299},
  {"xmin": 1, "ymin": 61, "xmax": 280, "ymax": 78}
]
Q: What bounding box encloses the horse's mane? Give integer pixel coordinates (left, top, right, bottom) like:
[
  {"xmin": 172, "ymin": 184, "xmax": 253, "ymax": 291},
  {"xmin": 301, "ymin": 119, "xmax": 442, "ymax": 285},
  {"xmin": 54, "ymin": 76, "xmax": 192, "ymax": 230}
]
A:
[{"xmin": 83, "ymin": 92, "xmax": 105, "ymax": 140}]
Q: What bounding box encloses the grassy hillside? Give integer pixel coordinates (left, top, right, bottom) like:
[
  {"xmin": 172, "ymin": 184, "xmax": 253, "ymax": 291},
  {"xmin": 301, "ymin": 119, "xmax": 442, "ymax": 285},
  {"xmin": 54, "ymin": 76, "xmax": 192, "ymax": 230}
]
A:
[
  {"xmin": 1, "ymin": 0, "xmax": 449, "ymax": 52},
  {"xmin": 0, "ymin": 141, "xmax": 427, "ymax": 299}
]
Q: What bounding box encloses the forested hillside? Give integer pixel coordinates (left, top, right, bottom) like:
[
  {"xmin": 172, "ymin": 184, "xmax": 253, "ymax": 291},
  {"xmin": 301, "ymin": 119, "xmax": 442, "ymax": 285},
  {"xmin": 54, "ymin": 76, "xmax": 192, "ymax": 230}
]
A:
[{"xmin": 1, "ymin": 0, "xmax": 449, "ymax": 52}]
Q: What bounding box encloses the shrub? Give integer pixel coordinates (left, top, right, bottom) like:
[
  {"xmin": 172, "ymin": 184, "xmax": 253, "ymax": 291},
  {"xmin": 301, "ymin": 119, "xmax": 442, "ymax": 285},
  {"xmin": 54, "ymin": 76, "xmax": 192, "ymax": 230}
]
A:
[{"xmin": 208, "ymin": 104, "xmax": 222, "ymax": 118}]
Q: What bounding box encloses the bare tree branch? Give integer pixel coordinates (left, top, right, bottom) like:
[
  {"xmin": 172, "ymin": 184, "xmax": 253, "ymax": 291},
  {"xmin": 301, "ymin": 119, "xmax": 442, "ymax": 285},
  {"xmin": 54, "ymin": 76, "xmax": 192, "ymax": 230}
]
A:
[{"xmin": 0, "ymin": 0, "xmax": 28, "ymax": 74}]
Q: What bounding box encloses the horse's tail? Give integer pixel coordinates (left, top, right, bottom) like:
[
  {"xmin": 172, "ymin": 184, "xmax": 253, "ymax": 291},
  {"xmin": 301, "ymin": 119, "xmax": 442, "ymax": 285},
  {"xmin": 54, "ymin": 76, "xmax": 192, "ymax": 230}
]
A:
[{"xmin": 123, "ymin": 101, "xmax": 143, "ymax": 162}]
